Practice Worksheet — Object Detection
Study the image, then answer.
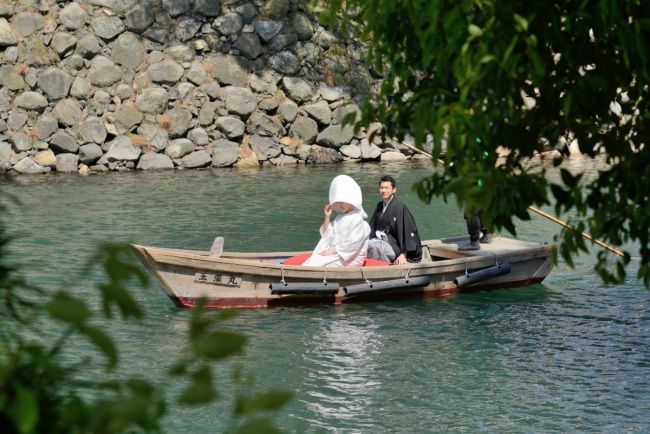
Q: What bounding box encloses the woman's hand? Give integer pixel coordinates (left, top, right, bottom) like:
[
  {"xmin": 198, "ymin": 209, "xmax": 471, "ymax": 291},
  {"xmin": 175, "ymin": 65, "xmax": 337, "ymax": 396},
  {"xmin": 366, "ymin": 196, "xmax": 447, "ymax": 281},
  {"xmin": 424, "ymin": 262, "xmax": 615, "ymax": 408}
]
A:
[{"xmin": 324, "ymin": 203, "xmax": 332, "ymax": 219}]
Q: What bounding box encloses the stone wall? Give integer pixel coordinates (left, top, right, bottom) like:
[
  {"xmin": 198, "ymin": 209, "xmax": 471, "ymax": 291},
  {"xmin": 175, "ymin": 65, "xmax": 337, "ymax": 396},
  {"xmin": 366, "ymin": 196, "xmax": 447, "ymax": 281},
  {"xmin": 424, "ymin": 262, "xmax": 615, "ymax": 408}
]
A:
[{"xmin": 0, "ymin": 0, "xmax": 418, "ymax": 175}]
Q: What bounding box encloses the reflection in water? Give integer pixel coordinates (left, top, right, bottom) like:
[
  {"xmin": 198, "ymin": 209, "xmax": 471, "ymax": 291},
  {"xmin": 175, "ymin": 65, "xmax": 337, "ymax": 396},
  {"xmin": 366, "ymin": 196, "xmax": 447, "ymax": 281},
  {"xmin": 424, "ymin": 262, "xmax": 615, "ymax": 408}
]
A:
[{"xmin": 301, "ymin": 313, "xmax": 381, "ymax": 432}]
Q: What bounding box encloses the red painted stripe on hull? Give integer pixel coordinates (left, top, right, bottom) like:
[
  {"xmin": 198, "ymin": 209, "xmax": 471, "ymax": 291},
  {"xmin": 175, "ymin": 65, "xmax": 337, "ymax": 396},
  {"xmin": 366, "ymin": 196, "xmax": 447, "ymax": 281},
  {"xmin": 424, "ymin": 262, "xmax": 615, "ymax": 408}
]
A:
[{"xmin": 169, "ymin": 277, "xmax": 546, "ymax": 309}]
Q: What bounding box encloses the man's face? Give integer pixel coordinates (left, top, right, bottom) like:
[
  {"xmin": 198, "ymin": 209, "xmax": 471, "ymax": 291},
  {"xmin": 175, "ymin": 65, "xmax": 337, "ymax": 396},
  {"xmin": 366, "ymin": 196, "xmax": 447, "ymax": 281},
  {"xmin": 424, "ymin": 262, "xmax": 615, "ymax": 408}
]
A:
[{"xmin": 379, "ymin": 181, "xmax": 396, "ymax": 201}]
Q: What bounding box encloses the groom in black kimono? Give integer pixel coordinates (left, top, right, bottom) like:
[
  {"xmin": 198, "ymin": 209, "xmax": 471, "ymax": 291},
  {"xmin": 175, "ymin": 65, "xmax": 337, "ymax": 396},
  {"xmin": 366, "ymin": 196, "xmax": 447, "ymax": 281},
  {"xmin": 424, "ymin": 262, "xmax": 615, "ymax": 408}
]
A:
[{"xmin": 367, "ymin": 176, "xmax": 422, "ymax": 264}]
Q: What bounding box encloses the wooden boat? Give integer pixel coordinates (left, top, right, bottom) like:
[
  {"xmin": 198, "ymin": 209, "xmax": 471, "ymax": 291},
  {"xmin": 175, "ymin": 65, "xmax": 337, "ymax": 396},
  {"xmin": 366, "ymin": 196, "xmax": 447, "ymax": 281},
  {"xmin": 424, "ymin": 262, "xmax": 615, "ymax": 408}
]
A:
[{"xmin": 131, "ymin": 235, "xmax": 553, "ymax": 309}]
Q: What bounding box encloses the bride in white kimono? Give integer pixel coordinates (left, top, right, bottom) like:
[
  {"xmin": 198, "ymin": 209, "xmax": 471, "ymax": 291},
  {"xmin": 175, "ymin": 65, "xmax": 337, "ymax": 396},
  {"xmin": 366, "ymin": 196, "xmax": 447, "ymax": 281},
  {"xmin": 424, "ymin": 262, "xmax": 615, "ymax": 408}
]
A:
[{"xmin": 303, "ymin": 175, "xmax": 371, "ymax": 267}]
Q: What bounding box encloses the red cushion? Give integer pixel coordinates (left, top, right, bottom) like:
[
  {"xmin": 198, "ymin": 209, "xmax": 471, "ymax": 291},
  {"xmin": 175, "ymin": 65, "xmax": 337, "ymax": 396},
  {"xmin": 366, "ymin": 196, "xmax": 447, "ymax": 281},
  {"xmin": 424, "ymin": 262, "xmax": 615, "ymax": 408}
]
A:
[
  {"xmin": 282, "ymin": 254, "xmax": 391, "ymax": 267},
  {"xmin": 363, "ymin": 258, "xmax": 392, "ymax": 266},
  {"xmin": 282, "ymin": 253, "xmax": 311, "ymax": 265}
]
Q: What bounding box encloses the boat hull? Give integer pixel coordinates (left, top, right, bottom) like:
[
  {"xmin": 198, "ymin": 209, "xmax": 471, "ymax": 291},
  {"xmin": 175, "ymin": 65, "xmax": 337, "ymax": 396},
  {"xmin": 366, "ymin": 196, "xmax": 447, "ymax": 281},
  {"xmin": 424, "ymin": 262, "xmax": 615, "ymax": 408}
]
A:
[{"xmin": 132, "ymin": 236, "xmax": 553, "ymax": 309}]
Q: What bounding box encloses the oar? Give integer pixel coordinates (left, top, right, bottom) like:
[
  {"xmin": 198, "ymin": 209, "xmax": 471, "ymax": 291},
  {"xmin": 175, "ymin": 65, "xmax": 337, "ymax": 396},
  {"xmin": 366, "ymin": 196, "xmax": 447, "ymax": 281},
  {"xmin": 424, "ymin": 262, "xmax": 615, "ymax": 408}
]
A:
[{"xmin": 398, "ymin": 140, "xmax": 626, "ymax": 258}]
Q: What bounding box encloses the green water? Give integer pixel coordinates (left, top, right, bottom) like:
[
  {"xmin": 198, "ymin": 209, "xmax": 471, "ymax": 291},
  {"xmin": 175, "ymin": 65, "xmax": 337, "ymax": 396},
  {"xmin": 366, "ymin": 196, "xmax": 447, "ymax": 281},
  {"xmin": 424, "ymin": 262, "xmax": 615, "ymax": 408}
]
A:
[{"xmin": 2, "ymin": 161, "xmax": 648, "ymax": 433}]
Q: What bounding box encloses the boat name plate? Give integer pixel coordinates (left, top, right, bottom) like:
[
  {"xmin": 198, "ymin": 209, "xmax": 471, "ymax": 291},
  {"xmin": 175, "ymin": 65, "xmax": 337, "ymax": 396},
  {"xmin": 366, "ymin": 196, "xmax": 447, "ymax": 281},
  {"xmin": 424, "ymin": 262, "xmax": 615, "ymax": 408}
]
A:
[{"xmin": 194, "ymin": 272, "xmax": 241, "ymax": 286}]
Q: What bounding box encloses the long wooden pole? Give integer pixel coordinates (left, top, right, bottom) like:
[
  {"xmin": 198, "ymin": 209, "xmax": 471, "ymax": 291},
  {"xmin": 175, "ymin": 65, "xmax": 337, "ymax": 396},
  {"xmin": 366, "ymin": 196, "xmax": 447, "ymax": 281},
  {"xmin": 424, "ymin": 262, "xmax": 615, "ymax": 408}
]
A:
[{"xmin": 399, "ymin": 141, "xmax": 626, "ymax": 258}]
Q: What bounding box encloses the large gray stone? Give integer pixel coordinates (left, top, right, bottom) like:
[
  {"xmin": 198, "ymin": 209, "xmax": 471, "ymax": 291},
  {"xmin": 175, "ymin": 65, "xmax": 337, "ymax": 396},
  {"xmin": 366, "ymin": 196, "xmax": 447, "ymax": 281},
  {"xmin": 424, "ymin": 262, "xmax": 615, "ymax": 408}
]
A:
[
  {"xmin": 106, "ymin": 136, "xmax": 141, "ymax": 161},
  {"xmin": 303, "ymin": 100, "xmax": 332, "ymax": 125},
  {"xmin": 269, "ymin": 32, "xmax": 298, "ymax": 53},
  {"xmin": 11, "ymin": 132, "xmax": 32, "ymax": 152},
  {"xmin": 340, "ymin": 143, "xmax": 361, "ymax": 159},
  {"xmin": 91, "ymin": 16, "xmax": 125, "ymax": 40},
  {"xmin": 37, "ymin": 67, "xmax": 72, "ymax": 100},
  {"xmin": 79, "ymin": 143, "xmax": 103, "ymax": 164},
  {"xmin": 198, "ymin": 102, "xmax": 218, "ymax": 126},
  {"xmin": 114, "ymin": 105, "xmax": 143, "ymax": 131},
  {"xmin": 268, "ymin": 51, "xmax": 300, "ymax": 75},
  {"xmin": 14, "ymin": 92, "xmax": 48, "ymax": 110},
  {"xmin": 249, "ymin": 134, "xmax": 280, "ymax": 160},
  {"xmin": 193, "ymin": 0, "xmax": 221, "ymax": 16},
  {"xmin": 215, "ymin": 116, "xmax": 245, "ymax": 139},
  {"xmin": 333, "ymin": 103, "xmax": 362, "ymax": 124},
  {"xmin": 76, "ymin": 33, "xmax": 101, "ymax": 58},
  {"xmin": 13, "ymin": 157, "xmax": 44, "ymax": 174},
  {"xmin": 7, "ymin": 110, "xmax": 28, "ymax": 131},
  {"xmin": 211, "ymin": 139, "xmax": 239, "ymax": 167},
  {"xmin": 380, "ymin": 151, "xmax": 408, "ymax": 161},
  {"xmin": 53, "ymin": 99, "xmax": 83, "ymax": 127},
  {"xmin": 292, "ymin": 13, "xmax": 313, "ymax": 41},
  {"xmin": 0, "ymin": 142, "xmax": 13, "ymax": 164},
  {"xmin": 165, "ymin": 44, "xmax": 195, "ymax": 63},
  {"xmin": 124, "ymin": 2, "xmax": 154, "ymax": 33},
  {"xmin": 175, "ymin": 16, "xmax": 201, "ymax": 42},
  {"xmin": 289, "ymin": 116, "xmax": 318, "ymax": 144},
  {"xmin": 70, "ymin": 77, "xmax": 92, "ymax": 99},
  {"xmin": 112, "ymin": 32, "xmax": 145, "ymax": 70},
  {"xmin": 320, "ymin": 83, "xmax": 351, "ymax": 102},
  {"xmin": 181, "ymin": 150, "xmax": 211, "ymax": 168},
  {"xmin": 316, "ymin": 124, "xmax": 355, "ymax": 149},
  {"xmin": 0, "ymin": 66, "xmax": 24, "ymax": 91},
  {"xmin": 0, "ymin": 18, "xmax": 17, "ymax": 46},
  {"xmin": 249, "ymin": 70, "xmax": 278, "ymax": 94},
  {"xmin": 282, "ymin": 77, "xmax": 312, "ymax": 103},
  {"xmin": 225, "ymin": 87, "xmax": 257, "ymax": 116},
  {"xmin": 147, "ymin": 60, "xmax": 184, "ymax": 84},
  {"xmin": 186, "ymin": 61, "xmax": 210, "ymax": 86},
  {"xmin": 160, "ymin": 107, "xmax": 193, "ymax": 138},
  {"xmin": 79, "ymin": 117, "xmax": 107, "ymax": 144},
  {"xmin": 88, "ymin": 56, "xmax": 123, "ymax": 87},
  {"xmin": 137, "ymin": 152, "xmax": 174, "ymax": 170},
  {"xmin": 0, "ymin": 142, "xmax": 12, "ymax": 163},
  {"xmin": 137, "ymin": 123, "xmax": 168, "ymax": 151},
  {"xmin": 60, "ymin": 3, "xmax": 88, "ymax": 30},
  {"xmin": 50, "ymin": 130, "xmax": 79, "ymax": 153},
  {"xmin": 215, "ymin": 13, "xmax": 242, "ymax": 35},
  {"xmin": 14, "ymin": 12, "xmax": 43, "ymax": 38},
  {"xmin": 162, "ymin": 0, "xmax": 190, "ymax": 17},
  {"xmin": 207, "ymin": 54, "xmax": 248, "ymax": 86},
  {"xmin": 50, "ymin": 32, "xmax": 78, "ymax": 56},
  {"xmin": 307, "ymin": 145, "xmax": 342, "ymax": 164},
  {"xmin": 247, "ymin": 112, "xmax": 284, "ymax": 138},
  {"xmin": 33, "ymin": 149, "xmax": 56, "ymax": 167},
  {"xmin": 234, "ymin": 33, "xmax": 262, "ymax": 60},
  {"xmin": 278, "ymin": 99, "xmax": 298, "ymax": 122},
  {"xmin": 261, "ymin": 0, "xmax": 290, "ymax": 19},
  {"xmin": 165, "ymin": 138, "xmax": 194, "ymax": 158},
  {"xmin": 360, "ymin": 138, "xmax": 382, "ymax": 159},
  {"xmin": 187, "ymin": 128, "xmax": 209, "ymax": 146},
  {"xmin": 56, "ymin": 153, "xmax": 79, "ymax": 172},
  {"xmin": 253, "ymin": 19, "xmax": 282, "ymax": 42},
  {"xmin": 136, "ymin": 87, "xmax": 169, "ymax": 114},
  {"xmin": 35, "ymin": 115, "xmax": 58, "ymax": 140}
]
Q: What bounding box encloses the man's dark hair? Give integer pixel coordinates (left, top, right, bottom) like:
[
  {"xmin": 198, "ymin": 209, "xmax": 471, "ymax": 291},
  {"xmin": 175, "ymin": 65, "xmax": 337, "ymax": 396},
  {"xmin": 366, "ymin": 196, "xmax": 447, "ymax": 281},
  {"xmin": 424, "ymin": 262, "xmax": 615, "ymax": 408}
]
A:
[{"xmin": 380, "ymin": 175, "xmax": 396, "ymax": 188}]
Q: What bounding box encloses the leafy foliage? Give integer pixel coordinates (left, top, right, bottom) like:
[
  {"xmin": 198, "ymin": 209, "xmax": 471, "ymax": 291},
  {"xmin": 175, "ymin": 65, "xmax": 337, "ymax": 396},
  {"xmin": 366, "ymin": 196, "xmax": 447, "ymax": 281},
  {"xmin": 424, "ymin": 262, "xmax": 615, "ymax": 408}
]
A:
[
  {"xmin": 324, "ymin": 0, "xmax": 649, "ymax": 287},
  {"xmin": 0, "ymin": 199, "xmax": 291, "ymax": 432}
]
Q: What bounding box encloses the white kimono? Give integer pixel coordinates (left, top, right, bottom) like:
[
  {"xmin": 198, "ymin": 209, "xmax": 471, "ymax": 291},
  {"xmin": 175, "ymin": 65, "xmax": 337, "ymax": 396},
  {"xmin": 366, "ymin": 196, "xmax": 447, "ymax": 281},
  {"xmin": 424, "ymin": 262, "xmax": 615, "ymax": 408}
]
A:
[{"xmin": 303, "ymin": 210, "xmax": 371, "ymax": 267}]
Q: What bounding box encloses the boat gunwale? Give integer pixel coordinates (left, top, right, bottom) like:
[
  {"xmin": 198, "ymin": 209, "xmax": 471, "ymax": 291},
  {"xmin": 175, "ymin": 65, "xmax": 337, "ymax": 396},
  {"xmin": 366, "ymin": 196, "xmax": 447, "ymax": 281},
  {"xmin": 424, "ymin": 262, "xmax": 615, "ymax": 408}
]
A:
[{"xmin": 131, "ymin": 241, "xmax": 553, "ymax": 279}]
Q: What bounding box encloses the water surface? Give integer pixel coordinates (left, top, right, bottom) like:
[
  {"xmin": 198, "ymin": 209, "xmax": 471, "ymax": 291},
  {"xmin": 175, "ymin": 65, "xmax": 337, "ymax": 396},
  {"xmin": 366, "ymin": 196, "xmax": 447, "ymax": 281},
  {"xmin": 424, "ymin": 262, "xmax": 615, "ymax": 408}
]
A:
[{"xmin": 2, "ymin": 161, "xmax": 648, "ymax": 433}]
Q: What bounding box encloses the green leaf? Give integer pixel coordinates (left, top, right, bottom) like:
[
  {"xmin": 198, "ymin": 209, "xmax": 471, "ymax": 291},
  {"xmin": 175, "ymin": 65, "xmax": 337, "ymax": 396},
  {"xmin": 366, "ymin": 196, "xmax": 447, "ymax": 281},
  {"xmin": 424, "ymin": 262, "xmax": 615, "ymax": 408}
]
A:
[
  {"xmin": 468, "ymin": 24, "xmax": 483, "ymax": 37},
  {"xmin": 46, "ymin": 292, "xmax": 92, "ymax": 326},
  {"xmin": 233, "ymin": 417, "xmax": 283, "ymax": 434},
  {"xmin": 178, "ymin": 365, "xmax": 216, "ymax": 404},
  {"xmin": 234, "ymin": 390, "xmax": 293, "ymax": 416},
  {"xmin": 191, "ymin": 331, "xmax": 247, "ymax": 360},
  {"xmin": 8, "ymin": 383, "xmax": 38, "ymax": 434},
  {"xmin": 513, "ymin": 14, "xmax": 529, "ymax": 32}
]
